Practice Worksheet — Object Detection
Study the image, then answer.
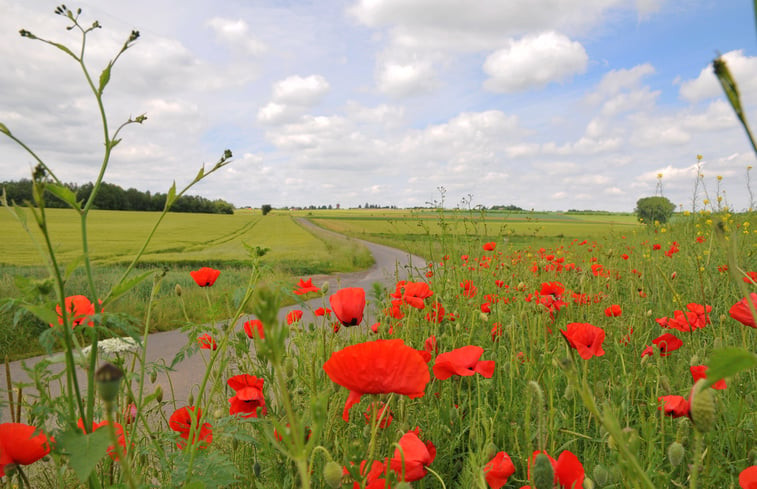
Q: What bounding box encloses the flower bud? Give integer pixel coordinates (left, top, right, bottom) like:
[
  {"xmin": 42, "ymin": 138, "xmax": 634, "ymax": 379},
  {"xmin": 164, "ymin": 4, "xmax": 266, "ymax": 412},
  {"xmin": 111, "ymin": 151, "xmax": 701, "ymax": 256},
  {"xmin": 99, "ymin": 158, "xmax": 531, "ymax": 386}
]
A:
[
  {"xmin": 253, "ymin": 462, "xmax": 261, "ymax": 477},
  {"xmin": 175, "ymin": 284, "xmax": 183, "ymax": 297},
  {"xmin": 95, "ymin": 363, "xmax": 123, "ymax": 404},
  {"xmin": 583, "ymin": 477, "xmax": 595, "ymax": 489},
  {"xmin": 150, "ymin": 371, "xmax": 158, "ymax": 384},
  {"xmin": 484, "ymin": 441, "xmax": 498, "ymax": 461},
  {"xmin": 592, "ymin": 464, "xmax": 609, "ymax": 486},
  {"xmin": 323, "ymin": 461, "xmax": 342, "ymax": 488},
  {"xmin": 532, "ymin": 453, "xmax": 554, "ymax": 489},
  {"xmin": 667, "ymin": 441, "xmax": 685, "ymax": 467},
  {"xmin": 689, "ymin": 379, "xmax": 716, "ymax": 433},
  {"xmin": 154, "ymin": 385, "xmax": 163, "ymax": 403}
]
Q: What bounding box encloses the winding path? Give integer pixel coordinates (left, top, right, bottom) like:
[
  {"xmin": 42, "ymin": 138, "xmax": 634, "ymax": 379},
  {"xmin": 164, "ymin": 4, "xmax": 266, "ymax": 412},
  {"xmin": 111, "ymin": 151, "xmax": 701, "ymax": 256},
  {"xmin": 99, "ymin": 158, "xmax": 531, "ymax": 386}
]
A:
[{"xmin": 4, "ymin": 218, "xmax": 427, "ymax": 417}]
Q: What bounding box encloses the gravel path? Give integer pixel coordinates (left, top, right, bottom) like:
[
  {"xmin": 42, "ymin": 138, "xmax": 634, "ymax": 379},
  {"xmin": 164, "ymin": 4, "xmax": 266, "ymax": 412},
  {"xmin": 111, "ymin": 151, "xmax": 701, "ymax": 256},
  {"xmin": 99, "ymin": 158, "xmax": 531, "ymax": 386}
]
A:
[{"xmin": 3, "ymin": 218, "xmax": 427, "ymax": 419}]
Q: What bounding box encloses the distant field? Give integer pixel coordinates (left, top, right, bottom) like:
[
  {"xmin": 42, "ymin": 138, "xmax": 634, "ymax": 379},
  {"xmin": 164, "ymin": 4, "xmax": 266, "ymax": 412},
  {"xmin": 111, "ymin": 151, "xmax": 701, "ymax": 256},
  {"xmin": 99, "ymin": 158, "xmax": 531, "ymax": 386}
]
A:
[{"xmin": 297, "ymin": 208, "xmax": 642, "ymax": 258}]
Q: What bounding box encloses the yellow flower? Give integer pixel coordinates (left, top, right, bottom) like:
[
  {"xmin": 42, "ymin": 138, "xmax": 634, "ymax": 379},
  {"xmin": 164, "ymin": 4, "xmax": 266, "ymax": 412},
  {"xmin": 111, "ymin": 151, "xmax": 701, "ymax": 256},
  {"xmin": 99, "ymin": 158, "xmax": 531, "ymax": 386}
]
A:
[{"xmin": 717, "ymin": 175, "xmax": 723, "ymax": 181}]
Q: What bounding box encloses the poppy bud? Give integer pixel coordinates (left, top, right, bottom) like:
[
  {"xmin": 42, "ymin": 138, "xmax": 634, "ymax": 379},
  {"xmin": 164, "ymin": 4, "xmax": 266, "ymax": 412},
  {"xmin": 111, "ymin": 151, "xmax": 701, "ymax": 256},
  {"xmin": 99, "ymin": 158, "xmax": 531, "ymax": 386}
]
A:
[
  {"xmin": 667, "ymin": 441, "xmax": 685, "ymax": 466},
  {"xmin": 321, "ymin": 281, "xmax": 330, "ymax": 294},
  {"xmin": 623, "ymin": 427, "xmax": 640, "ymax": 454},
  {"xmin": 95, "ymin": 362, "xmax": 123, "ymax": 404},
  {"xmin": 154, "ymin": 385, "xmax": 163, "ymax": 403},
  {"xmin": 323, "ymin": 461, "xmax": 342, "ymax": 488},
  {"xmin": 395, "ymin": 484, "xmax": 413, "ymax": 489},
  {"xmin": 675, "ymin": 418, "xmax": 691, "ymax": 445},
  {"xmin": 484, "ymin": 441, "xmax": 498, "ymax": 461},
  {"xmin": 690, "ymin": 379, "xmax": 716, "ymax": 433},
  {"xmin": 175, "ymin": 284, "xmax": 182, "ymax": 296},
  {"xmin": 532, "ymin": 453, "xmax": 554, "ymax": 489},
  {"xmin": 253, "ymin": 462, "xmax": 261, "ymax": 477},
  {"xmin": 584, "ymin": 477, "xmax": 596, "ymax": 489},
  {"xmin": 563, "ymin": 383, "xmax": 574, "ymax": 400},
  {"xmin": 592, "ymin": 464, "xmax": 609, "ymax": 486},
  {"xmin": 659, "ymin": 375, "xmax": 672, "ymax": 394},
  {"xmin": 150, "ymin": 371, "xmax": 158, "ymax": 384},
  {"xmin": 285, "ymin": 358, "xmax": 296, "ymax": 378},
  {"xmin": 187, "ymin": 392, "xmax": 194, "ymax": 406},
  {"xmin": 689, "ymin": 354, "xmax": 700, "ymax": 367}
]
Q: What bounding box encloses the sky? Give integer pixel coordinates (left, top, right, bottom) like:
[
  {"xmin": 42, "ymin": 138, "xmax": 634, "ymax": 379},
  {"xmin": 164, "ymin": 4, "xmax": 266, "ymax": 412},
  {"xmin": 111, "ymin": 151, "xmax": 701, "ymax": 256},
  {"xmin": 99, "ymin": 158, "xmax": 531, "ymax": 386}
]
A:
[{"xmin": 1, "ymin": 0, "xmax": 756, "ymax": 212}]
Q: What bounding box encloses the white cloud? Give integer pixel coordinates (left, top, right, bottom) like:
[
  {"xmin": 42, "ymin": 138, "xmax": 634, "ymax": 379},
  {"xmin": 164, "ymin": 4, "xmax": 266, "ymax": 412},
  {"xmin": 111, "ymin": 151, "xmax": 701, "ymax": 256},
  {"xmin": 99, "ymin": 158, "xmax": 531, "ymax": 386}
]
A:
[
  {"xmin": 483, "ymin": 32, "xmax": 588, "ymax": 93},
  {"xmin": 587, "ymin": 63, "xmax": 656, "ymax": 105},
  {"xmin": 272, "ymin": 75, "xmax": 330, "ymax": 105},
  {"xmin": 679, "ymin": 50, "xmax": 757, "ymax": 103},
  {"xmin": 207, "ymin": 17, "xmax": 268, "ymax": 56},
  {"xmin": 377, "ymin": 60, "xmax": 436, "ymax": 97}
]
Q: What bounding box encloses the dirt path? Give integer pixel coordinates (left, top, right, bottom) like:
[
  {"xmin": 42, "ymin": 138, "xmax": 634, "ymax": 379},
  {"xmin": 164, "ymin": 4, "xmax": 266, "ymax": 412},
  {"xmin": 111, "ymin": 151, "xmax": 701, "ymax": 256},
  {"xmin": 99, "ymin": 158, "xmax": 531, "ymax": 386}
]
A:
[{"xmin": 3, "ymin": 219, "xmax": 427, "ymax": 419}]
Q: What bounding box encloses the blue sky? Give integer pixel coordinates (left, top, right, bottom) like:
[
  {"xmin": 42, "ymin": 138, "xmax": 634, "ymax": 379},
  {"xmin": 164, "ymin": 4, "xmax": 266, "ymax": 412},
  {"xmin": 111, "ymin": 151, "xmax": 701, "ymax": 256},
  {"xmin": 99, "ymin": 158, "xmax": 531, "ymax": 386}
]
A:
[{"xmin": 1, "ymin": 0, "xmax": 756, "ymax": 211}]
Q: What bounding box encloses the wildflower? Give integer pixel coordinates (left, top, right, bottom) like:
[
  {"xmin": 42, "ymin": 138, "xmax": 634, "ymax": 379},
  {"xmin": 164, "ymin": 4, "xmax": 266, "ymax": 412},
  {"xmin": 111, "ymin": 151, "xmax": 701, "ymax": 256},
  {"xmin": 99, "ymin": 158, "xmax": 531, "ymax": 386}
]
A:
[
  {"xmin": 483, "ymin": 242, "xmax": 496, "ymax": 251},
  {"xmin": 169, "ymin": 407, "xmax": 212, "ymax": 449},
  {"xmin": 294, "ymin": 278, "xmax": 320, "ymax": 295},
  {"xmin": 604, "ymin": 304, "xmax": 622, "ymax": 317},
  {"xmin": 491, "ymin": 323, "xmax": 503, "ymax": 341},
  {"xmin": 744, "ymin": 272, "xmax": 757, "ymax": 284},
  {"xmin": 656, "ymin": 303, "xmax": 712, "ymax": 332},
  {"xmin": 642, "ymin": 333, "xmax": 683, "ymax": 358},
  {"xmin": 287, "ymin": 310, "xmax": 303, "ymax": 325},
  {"xmin": 484, "ymin": 451, "xmax": 515, "ymax": 489},
  {"xmin": 228, "ymin": 374, "xmax": 267, "ymax": 418},
  {"xmin": 729, "ymin": 293, "xmax": 757, "ymax": 328},
  {"xmin": 740, "ymin": 466, "xmax": 757, "ymax": 489},
  {"xmin": 560, "ymin": 323, "xmax": 606, "ymax": 360},
  {"xmin": 0, "ymin": 423, "xmax": 53, "ymax": 477},
  {"xmin": 314, "ymin": 307, "xmax": 331, "ymax": 317},
  {"xmin": 197, "ymin": 333, "xmax": 217, "ymax": 350},
  {"xmin": 389, "ymin": 428, "xmax": 436, "ymax": 482},
  {"xmin": 78, "ymin": 419, "xmax": 126, "ymax": 460},
  {"xmin": 523, "ymin": 450, "xmax": 585, "ymax": 489},
  {"xmin": 658, "ymin": 395, "xmax": 690, "ymax": 418},
  {"xmin": 433, "ymin": 345, "xmax": 495, "ymax": 380},
  {"xmin": 460, "ymin": 280, "xmax": 478, "ymax": 298},
  {"xmin": 243, "ymin": 319, "xmax": 264, "ymax": 339},
  {"xmin": 329, "ymin": 288, "xmax": 366, "ymax": 326},
  {"xmin": 189, "ymin": 267, "xmax": 220, "ymax": 287},
  {"xmin": 53, "ymin": 295, "xmax": 96, "ymax": 328},
  {"xmin": 398, "ymin": 281, "xmax": 433, "ymax": 309},
  {"xmin": 364, "ymin": 402, "xmax": 393, "ymax": 428},
  {"xmin": 690, "ymin": 365, "xmax": 727, "ymax": 390},
  {"xmin": 323, "ymin": 339, "xmax": 430, "ymax": 421},
  {"xmin": 425, "ymin": 302, "xmax": 445, "ymax": 323}
]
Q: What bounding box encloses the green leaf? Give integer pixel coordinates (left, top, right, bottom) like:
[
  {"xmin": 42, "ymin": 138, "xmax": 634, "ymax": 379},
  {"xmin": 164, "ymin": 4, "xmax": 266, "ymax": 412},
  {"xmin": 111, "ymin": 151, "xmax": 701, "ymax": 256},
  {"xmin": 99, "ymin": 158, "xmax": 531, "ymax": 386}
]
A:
[
  {"xmin": 0, "ymin": 122, "xmax": 10, "ymax": 136},
  {"xmin": 164, "ymin": 181, "xmax": 177, "ymax": 211},
  {"xmin": 45, "ymin": 183, "xmax": 81, "ymax": 210},
  {"xmin": 195, "ymin": 165, "xmax": 205, "ymax": 182},
  {"xmin": 107, "ymin": 270, "xmax": 156, "ymax": 305},
  {"xmin": 57, "ymin": 428, "xmax": 111, "ymax": 482},
  {"xmin": 98, "ymin": 62, "xmax": 112, "ymax": 95},
  {"xmin": 705, "ymin": 347, "xmax": 757, "ymax": 388},
  {"xmin": 24, "ymin": 303, "xmax": 60, "ymax": 327},
  {"xmin": 49, "ymin": 41, "xmax": 77, "ymax": 60}
]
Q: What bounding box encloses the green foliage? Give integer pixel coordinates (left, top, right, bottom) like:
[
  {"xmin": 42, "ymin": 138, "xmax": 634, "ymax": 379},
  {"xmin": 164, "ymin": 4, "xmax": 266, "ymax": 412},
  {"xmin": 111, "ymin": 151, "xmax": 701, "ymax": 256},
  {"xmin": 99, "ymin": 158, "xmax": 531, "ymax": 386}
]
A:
[
  {"xmin": 261, "ymin": 204, "xmax": 272, "ymax": 215},
  {"xmin": 635, "ymin": 195, "xmax": 676, "ymax": 223}
]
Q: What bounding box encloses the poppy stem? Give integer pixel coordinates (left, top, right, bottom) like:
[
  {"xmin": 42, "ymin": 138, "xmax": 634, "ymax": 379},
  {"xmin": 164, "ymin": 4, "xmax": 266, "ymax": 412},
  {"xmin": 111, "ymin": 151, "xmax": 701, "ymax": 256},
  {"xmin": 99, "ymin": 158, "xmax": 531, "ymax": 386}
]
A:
[
  {"xmin": 4, "ymin": 356, "xmax": 15, "ymax": 423},
  {"xmin": 424, "ymin": 465, "xmax": 447, "ymax": 489},
  {"xmin": 16, "ymin": 466, "xmax": 30, "ymax": 489}
]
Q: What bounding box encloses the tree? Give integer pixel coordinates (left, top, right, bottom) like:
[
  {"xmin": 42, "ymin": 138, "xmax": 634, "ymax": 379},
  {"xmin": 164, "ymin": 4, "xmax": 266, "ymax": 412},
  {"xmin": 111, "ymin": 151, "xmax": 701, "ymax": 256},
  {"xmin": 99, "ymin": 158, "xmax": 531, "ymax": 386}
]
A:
[
  {"xmin": 635, "ymin": 196, "xmax": 675, "ymax": 224},
  {"xmin": 261, "ymin": 204, "xmax": 272, "ymax": 215}
]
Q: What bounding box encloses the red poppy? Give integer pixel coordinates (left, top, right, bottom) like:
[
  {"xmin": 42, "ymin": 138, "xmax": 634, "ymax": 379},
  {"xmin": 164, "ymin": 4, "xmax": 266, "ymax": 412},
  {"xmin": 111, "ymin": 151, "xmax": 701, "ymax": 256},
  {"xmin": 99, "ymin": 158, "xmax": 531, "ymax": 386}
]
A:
[
  {"xmin": 189, "ymin": 267, "xmax": 220, "ymax": 287},
  {"xmin": 433, "ymin": 345, "xmax": 495, "ymax": 380},
  {"xmin": 690, "ymin": 365, "xmax": 727, "ymax": 390},
  {"xmin": 314, "ymin": 307, "xmax": 331, "ymax": 317},
  {"xmin": 329, "ymin": 288, "xmax": 366, "ymax": 326},
  {"xmin": 398, "ymin": 281, "xmax": 434, "ymax": 309},
  {"xmin": 287, "ymin": 310, "xmax": 303, "ymax": 325},
  {"xmin": 743, "ymin": 272, "xmax": 757, "ymax": 284},
  {"xmin": 294, "ymin": 278, "xmax": 320, "ymax": 295},
  {"xmin": 604, "ymin": 304, "xmax": 622, "ymax": 317},
  {"xmin": 425, "ymin": 302, "xmax": 445, "ymax": 323},
  {"xmin": 729, "ymin": 293, "xmax": 757, "ymax": 328},
  {"xmin": 524, "ymin": 450, "xmax": 584, "ymax": 489},
  {"xmin": 243, "ymin": 319, "xmax": 264, "ymax": 339},
  {"xmin": 197, "ymin": 333, "xmax": 217, "ymax": 350},
  {"xmin": 460, "ymin": 280, "xmax": 478, "ymax": 298},
  {"xmin": 323, "ymin": 339, "xmax": 430, "ymax": 421},
  {"xmin": 424, "ymin": 336, "xmax": 437, "ymax": 356},
  {"xmin": 169, "ymin": 407, "xmax": 212, "ymax": 449},
  {"xmin": 389, "ymin": 428, "xmax": 436, "ymax": 482},
  {"xmin": 651, "ymin": 333, "xmax": 682, "ymax": 356},
  {"xmin": 77, "ymin": 418, "xmax": 126, "ymax": 460},
  {"xmin": 658, "ymin": 395, "xmax": 690, "ymax": 418},
  {"xmin": 491, "ymin": 323, "xmax": 503, "ymax": 341},
  {"xmin": 656, "ymin": 303, "xmax": 712, "ymax": 332},
  {"xmin": 0, "ymin": 423, "xmax": 53, "ymax": 477},
  {"xmin": 363, "ymin": 402, "xmax": 393, "ymax": 428},
  {"xmin": 740, "ymin": 466, "xmax": 757, "ymax": 489},
  {"xmin": 228, "ymin": 374, "xmax": 267, "ymax": 418},
  {"xmin": 483, "ymin": 242, "xmax": 496, "ymax": 251},
  {"xmin": 560, "ymin": 323, "xmax": 606, "ymax": 360},
  {"xmin": 53, "ymin": 295, "xmax": 96, "ymax": 328},
  {"xmin": 484, "ymin": 451, "xmax": 515, "ymax": 489}
]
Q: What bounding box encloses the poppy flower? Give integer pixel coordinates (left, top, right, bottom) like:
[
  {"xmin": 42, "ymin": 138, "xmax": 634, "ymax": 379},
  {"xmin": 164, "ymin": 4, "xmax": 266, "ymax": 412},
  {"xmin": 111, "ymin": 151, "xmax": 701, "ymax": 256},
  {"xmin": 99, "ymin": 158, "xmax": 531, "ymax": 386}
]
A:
[
  {"xmin": 323, "ymin": 339, "xmax": 430, "ymax": 421},
  {"xmin": 197, "ymin": 333, "xmax": 217, "ymax": 350},
  {"xmin": 364, "ymin": 402, "xmax": 393, "ymax": 428},
  {"xmin": 433, "ymin": 345, "xmax": 495, "ymax": 380},
  {"xmin": 484, "ymin": 451, "xmax": 515, "ymax": 489},
  {"xmin": 53, "ymin": 295, "xmax": 96, "ymax": 328},
  {"xmin": 604, "ymin": 304, "xmax": 622, "ymax": 317},
  {"xmin": 243, "ymin": 319, "xmax": 264, "ymax": 339},
  {"xmin": 656, "ymin": 303, "xmax": 712, "ymax": 332},
  {"xmin": 169, "ymin": 407, "xmax": 212, "ymax": 449},
  {"xmin": 228, "ymin": 374, "xmax": 267, "ymax": 418},
  {"xmin": 400, "ymin": 281, "xmax": 434, "ymax": 309},
  {"xmin": 77, "ymin": 418, "xmax": 126, "ymax": 460},
  {"xmin": 658, "ymin": 395, "xmax": 690, "ymax": 418},
  {"xmin": 460, "ymin": 280, "xmax": 478, "ymax": 298},
  {"xmin": 0, "ymin": 423, "xmax": 53, "ymax": 477},
  {"xmin": 651, "ymin": 333, "xmax": 682, "ymax": 356},
  {"xmin": 389, "ymin": 428, "xmax": 436, "ymax": 482},
  {"xmin": 740, "ymin": 466, "xmax": 757, "ymax": 489},
  {"xmin": 690, "ymin": 365, "xmax": 727, "ymax": 390},
  {"xmin": 743, "ymin": 272, "xmax": 757, "ymax": 284},
  {"xmin": 287, "ymin": 310, "xmax": 303, "ymax": 325},
  {"xmin": 483, "ymin": 242, "xmax": 496, "ymax": 251},
  {"xmin": 425, "ymin": 302, "xmax": 445, "ymax": 323},
  {"xmin": 314, "ymin": 307, "xmax": 331, "ymax": 317},
  {"xmin": 560, "ymin": 323, "xmax": 606, "ymax": 360},
  {"xmin": 729, "ymin": 293, "xmax": 757, "ymax": 328},
  {"xmin": 189, "ymin": 267, "xmax": 220, "ymax": 287},
  {"xmin": 294, "ymin": 278, "xmax": 320, "ymax": 295},
  {"xmin": 491, "ymin": 323, "xmax": 503, "ymax": 341},
  {"xmin": 329, "ymin": 288, "xmax": 366, "ymax": 327},
  {"xmin": 524, "ymin": 450, "xmax": 584, "ymax": 489}
]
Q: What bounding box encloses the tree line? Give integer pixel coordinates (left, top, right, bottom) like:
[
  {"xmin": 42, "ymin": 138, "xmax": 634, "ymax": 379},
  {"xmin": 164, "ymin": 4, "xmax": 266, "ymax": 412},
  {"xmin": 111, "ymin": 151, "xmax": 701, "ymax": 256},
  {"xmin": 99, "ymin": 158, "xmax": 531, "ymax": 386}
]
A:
[{"xmin": 1, "ymin": 179, "xmax": 234, "ymax": 214}]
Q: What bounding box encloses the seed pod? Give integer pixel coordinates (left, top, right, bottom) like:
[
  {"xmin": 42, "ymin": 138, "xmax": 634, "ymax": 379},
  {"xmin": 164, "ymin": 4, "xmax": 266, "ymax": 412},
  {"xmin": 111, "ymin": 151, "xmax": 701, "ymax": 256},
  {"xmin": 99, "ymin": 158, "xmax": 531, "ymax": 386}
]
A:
[
  {"xmin": 667, "ymin": 441, "xmax": 685, "ymax": 467},
  {"xmin": 532, "ymin": 453, "xmax": 554, "ymax": 489},
  {"xmin": 323, "ymin": 461, "xmax": 342, "ymax": 488},
  {"xmin": 592, "ymin": 464, "xmax": 609, "ymax": 487},
  {"xmin": 95, "ymin": 363, "xmax": 123, "ymax": 404},
  {"xmin": 690, "ymin": 379, "xmax": 716, "ymax": 433}
]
